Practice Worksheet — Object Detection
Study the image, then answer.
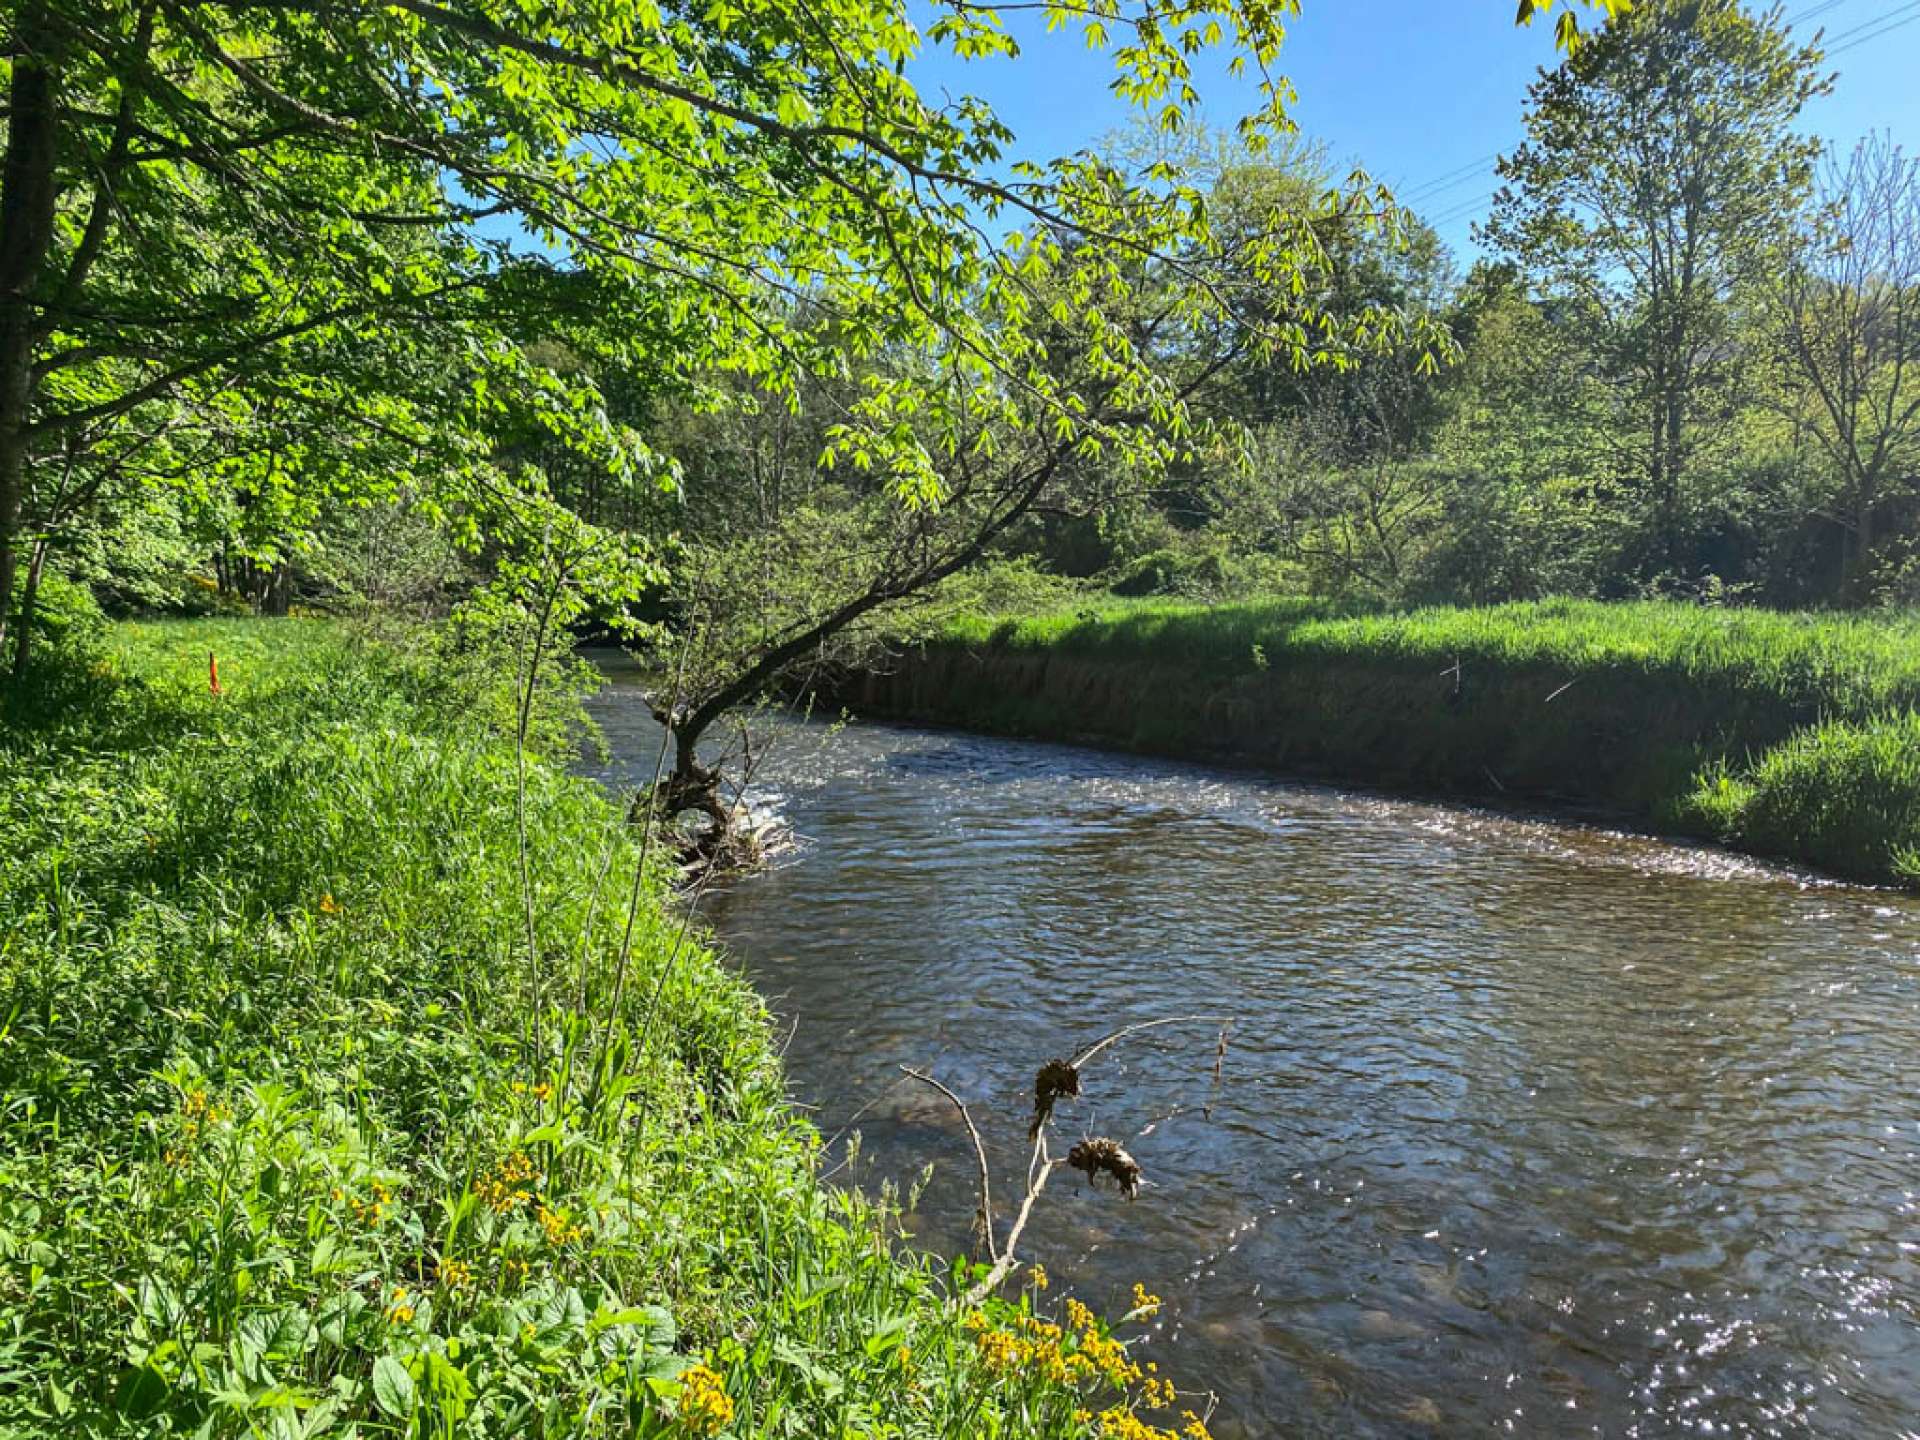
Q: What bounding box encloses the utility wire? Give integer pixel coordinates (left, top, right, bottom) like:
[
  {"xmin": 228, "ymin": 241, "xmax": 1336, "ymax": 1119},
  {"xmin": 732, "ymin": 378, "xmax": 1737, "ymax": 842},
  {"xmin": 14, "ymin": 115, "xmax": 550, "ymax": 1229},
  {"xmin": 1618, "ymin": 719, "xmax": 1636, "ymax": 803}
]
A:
[
  {"xmin": 1785, "ymin": 0, "xmax": 1861, "ymax": 26},
  {"xmin": 1399, "ymin": 152, "xmax": 1501, "ymax": 203},
  {"xmin": 1400, "ymin": 0, "xmax": 1909, "ymax": 233},
  {"xmin": 1823, "ymin": 0, "xmax": 1920, "ymax": 50},
  {"xmin": 1818, "ymin": 0, "xmax": 1920, "ymax": 46}
]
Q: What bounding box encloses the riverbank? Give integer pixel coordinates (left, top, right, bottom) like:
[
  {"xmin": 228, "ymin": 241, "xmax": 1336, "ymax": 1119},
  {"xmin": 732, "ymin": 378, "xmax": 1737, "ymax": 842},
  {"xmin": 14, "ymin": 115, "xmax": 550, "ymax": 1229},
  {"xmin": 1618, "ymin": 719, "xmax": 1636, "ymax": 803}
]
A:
[
  {"xmin": 0, "ymin": 619, "xmax": 1154, "ymax": 1438},
  {"xmin": 836, "ymin": 597, "xmax": 1920, "ymax": 887}
]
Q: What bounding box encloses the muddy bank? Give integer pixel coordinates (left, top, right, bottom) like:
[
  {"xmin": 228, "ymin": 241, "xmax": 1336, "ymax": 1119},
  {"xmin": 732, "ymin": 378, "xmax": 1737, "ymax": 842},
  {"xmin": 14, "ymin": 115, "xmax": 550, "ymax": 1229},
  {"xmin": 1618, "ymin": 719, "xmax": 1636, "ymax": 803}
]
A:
[{"xmin": 823, "ymin": 641, "xmax": 1855, "ymax": 873}]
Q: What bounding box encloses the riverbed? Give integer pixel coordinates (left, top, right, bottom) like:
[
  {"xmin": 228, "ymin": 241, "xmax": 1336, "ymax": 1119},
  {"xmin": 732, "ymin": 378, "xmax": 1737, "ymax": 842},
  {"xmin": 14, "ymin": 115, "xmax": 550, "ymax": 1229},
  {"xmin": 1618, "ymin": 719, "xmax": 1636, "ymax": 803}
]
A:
[{"xmin": 585, "ymin": 674, "xmax": 1920, "ymax": 1438}]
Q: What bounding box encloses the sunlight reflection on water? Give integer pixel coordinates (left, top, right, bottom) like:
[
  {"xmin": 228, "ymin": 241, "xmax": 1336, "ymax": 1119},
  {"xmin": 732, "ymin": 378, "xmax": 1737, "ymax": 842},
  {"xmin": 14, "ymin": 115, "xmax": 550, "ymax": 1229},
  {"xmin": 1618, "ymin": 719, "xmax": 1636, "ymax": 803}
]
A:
[{"xmin": 585, "ymin": 675, "xmax": 1920, "ymax": 1438}]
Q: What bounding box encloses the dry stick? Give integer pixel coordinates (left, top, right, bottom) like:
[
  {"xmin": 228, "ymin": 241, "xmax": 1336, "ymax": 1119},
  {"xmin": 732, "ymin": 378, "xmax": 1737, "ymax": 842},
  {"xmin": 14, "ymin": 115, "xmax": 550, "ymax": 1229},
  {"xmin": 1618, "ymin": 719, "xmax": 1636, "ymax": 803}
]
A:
[
  {"xmin": 513, "ymin": 551, "xmax": 574, "ymax": 1075},
  {"xmin": 963, "ymin": 1137, "xmax": 1057, "ymax": 1310},
  {"xmin": 591, "ymin": 631, "xmax": 693, "ymax": 1100},
  {"xmin": 570, "ymin": 830, "xmax": 622, "ymax": 1018},
  {"xmin": 1203, "ymin": 1022, "xmax": 1232, "ymax": 1123},
  {"xmin": 907, "ymin": 1015, "xmax": 1224, "ymax": 1308},
  {"xmin": 1070, "ymin": 1015, "xmax": 1223, "ymax": 1071},
  {"xmin": 899, "ymin": 1066, "xmax": 999, "ymax": 1264}
]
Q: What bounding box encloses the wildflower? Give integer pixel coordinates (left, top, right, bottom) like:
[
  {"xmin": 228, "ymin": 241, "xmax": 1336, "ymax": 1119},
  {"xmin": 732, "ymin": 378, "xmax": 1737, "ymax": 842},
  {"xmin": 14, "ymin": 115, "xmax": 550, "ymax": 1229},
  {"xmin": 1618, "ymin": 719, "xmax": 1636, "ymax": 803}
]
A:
[
  {"xmin": 530, "ymin": 1081, "xmax": 553, "ymax": 1103},
  {"xmin": 475, "ymin": 1151, "xmax": 537, "ymax": 1212},
  {"xmin": 675, "ymin": 1362, "xmax": 733, "ymax": 1435},
  {"xmin": 1131, "ymin": 1282, "xmax": 1163, "ymax": 1318},
  {"xmin": 1096, "ymin": 1407, "xmax": 1171, "ymax": 1440},
  {"xmin": 317, "ymin": 892, "xmax": 339, "ymax": 915},
  {"xmin": 347, "ymin": 1178, "xmax": 393, "ymax": 1226},
  {"xmin": 1181, "ymin": 1412, "xmax": 1213, "ymax": 1440},
  {"xmin": 1065, "ymin": 1298, "xmax": 1095, "ymax": 1333},
  {"xmin": 537, "ymin": 1204, "xmax": 585, "ymax": 1247},
  {"xmin": 1029, "ymin": 1263, "xmax": 1049, "ymax": 1291},
  {"xmin": 437, "ymin": 1258, "xmax": 473, "ymax": 1290},
  {"xmin": 386, "ymin": 1287, "xmax": 415, "ymax": 1324}
]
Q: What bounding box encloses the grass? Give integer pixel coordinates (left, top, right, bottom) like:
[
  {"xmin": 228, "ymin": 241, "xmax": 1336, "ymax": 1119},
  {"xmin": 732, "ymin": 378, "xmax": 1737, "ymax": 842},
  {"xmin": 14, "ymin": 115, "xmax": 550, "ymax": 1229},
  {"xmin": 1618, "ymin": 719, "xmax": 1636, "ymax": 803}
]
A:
[
  {"xmin": 0, "ymin": 618, "xmax": 1194, "ymax": 1439},
  {"xmin": 882, "ymin": 596, "xmax": 1920, "ymax": 886},
  {"xmin": 942, "ymin": 596, "xmax": 1920, "ymax": 721}
]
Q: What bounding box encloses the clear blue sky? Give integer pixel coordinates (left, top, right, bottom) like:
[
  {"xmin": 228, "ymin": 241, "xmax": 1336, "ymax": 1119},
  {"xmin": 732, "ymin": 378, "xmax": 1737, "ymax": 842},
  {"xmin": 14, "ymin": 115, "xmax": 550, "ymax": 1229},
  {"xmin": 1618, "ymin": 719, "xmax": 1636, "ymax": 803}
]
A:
[{"xmin": 909, "ymin": 0, "xmax": 1920, "ymax": 263}]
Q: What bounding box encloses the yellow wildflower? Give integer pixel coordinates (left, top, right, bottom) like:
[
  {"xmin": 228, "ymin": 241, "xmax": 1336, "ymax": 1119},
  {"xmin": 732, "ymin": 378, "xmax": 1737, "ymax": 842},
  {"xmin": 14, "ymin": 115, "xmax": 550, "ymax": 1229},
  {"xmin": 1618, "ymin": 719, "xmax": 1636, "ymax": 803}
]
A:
[
  {"xmin": 475, "ymin": 1151, "xmax": 537, "ymax": 1212},
  {"xmin": 437, "ymin": 1257, "xmax": 473, "ymax": 1290},
  {"xmin": 1029, "ymin": 1263, "xmax": 1049, "ymax": 1291},
  {"xmin": 385, "ymin": 1287, "xmax": 415, "ymax": 1324},
  {"xmin": 1097, "ymin": 1407, "xmax": 1173, "ymax": 1440},
  {"xmin": 1131, "ymin": 1283, "xmax": 1163, "ymax": 1318},
  {"xmin": 1181, "ymin": 1412, "xmax": 1213, "ymax": 1440},
  {"xmin": 676, "ymin": 1363, "xmax": 733, "ymax": 1435},
  {"xmin": 536, "ymin": 1204, "xmax": 585, "ymax": 1247},
  {"xmin": 318, "ymin": 893, "xmax": 340, "ymax": 915}
]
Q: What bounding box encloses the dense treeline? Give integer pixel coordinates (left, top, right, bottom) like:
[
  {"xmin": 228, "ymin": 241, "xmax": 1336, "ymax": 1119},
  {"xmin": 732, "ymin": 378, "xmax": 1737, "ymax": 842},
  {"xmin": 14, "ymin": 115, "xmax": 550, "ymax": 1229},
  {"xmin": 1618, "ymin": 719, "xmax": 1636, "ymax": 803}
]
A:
[{"xmin": 17, "ymin": 4, "xmax": 1912, "ymax": 650}]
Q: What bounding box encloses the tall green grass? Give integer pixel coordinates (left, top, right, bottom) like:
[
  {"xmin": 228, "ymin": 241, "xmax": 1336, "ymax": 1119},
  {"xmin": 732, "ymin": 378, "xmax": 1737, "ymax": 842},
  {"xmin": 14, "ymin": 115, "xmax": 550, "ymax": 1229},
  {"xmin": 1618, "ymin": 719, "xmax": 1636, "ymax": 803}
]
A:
[
  {"xmin": 899, "ymin": 597, "xmax": 1920, "ymax": 887},
  {"xmin": 0, "ymin": 621, "xmax": 1185, "ymax": 1438},
  {"xmin": 943, "ymin": 597, "xmax": 1920, "ymax": 721}
]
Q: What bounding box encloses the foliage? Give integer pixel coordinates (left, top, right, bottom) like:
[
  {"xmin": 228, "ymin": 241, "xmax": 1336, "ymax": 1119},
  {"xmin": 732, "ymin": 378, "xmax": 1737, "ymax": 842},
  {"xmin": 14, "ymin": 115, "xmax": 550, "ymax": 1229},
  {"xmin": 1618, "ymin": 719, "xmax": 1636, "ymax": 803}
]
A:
[
  {"xmin": 0, "ymin": 619, "xmax": 1205, "ymax": 1437},
  {"xmin": 1682, "ymin": 712, "xmax": 1920, "ymax": 884},
  {"xmin": 1763, "ymin": 135, "xmax": 1920, "ymax": 600},
  {"xmin": 1483, "ymin": 0, "xmax": 1829, "ymax": 579}
]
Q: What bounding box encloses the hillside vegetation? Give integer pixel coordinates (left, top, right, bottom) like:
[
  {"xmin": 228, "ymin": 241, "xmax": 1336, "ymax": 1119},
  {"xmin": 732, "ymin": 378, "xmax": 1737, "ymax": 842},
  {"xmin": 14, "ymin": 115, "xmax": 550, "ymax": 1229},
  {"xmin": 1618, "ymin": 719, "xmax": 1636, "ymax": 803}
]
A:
[{"xmin": 0, "ymin": 621, "xmax": 1171, "ymax": 1438}]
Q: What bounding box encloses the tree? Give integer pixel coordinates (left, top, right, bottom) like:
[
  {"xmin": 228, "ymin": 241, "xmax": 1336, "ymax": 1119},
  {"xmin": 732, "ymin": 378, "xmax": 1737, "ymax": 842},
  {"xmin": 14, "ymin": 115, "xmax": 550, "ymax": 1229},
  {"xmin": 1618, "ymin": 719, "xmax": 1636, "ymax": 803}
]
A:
[
  {"xmin": 1768, "ymin": 135, "xmax": 1920, "ymax": 600},
  {"xmin": 1483, "ymin": 0, "xmax": 1827, "ymax": 580},
  {"xmin": 0, "ymin": 0, "xmax": 1360, "ymax": 675}
]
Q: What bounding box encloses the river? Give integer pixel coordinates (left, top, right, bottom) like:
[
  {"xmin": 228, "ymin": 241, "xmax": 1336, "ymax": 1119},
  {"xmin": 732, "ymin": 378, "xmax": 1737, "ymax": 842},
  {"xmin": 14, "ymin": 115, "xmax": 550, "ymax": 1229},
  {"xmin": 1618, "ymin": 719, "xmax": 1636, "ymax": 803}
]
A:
[{"xmin": 585, "ymin": 670, "xmax": 1920, "ymax": 1438}]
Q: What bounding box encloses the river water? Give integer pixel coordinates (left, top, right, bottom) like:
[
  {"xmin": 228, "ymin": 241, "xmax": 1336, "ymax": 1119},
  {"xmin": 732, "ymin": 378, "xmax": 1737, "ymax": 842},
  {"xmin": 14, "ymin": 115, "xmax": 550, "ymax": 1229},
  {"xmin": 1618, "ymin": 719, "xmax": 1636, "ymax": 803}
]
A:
[{"xmin": 584, "ymin": 672, "xmax": 1920, "ymax": 1438}]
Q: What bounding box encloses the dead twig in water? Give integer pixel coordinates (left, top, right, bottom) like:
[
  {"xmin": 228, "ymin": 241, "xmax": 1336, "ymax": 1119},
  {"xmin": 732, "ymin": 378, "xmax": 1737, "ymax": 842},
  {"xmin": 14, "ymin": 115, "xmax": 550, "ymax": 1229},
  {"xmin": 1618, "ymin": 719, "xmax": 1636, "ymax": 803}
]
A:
[
  {"xmin": 1204, "ymin": 1022, "xmax": 1232, "ymax": 1121},
  {"xmin": 900, "ymin": 1066, "xmax": 998, "ymax": 1263},
  {"xmin": 900, "ymin": 1014, "xmax": 1224, "ymax": 1308}
]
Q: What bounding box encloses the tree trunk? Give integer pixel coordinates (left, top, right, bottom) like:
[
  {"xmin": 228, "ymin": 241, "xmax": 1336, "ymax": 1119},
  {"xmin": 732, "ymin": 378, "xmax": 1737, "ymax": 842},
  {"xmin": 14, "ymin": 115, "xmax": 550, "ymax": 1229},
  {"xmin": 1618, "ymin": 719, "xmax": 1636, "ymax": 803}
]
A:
[
  {"xmin": 1848, "ymin": 494, "xmax": 1877, "ymax": 604},
  {"xmin": 10, "ymin": 537, "xmax": 48, "ymax": 677},
  {"xmin": 649, "ymin": 729, "xmax": 741, "ymax": 863},
  {"xmin": 0, "ymin": 9, "xmax": 62, "ymax": 674},
  {"xmin": 263, "ymin": 563, "xmax": 292, "ymax": 616}
]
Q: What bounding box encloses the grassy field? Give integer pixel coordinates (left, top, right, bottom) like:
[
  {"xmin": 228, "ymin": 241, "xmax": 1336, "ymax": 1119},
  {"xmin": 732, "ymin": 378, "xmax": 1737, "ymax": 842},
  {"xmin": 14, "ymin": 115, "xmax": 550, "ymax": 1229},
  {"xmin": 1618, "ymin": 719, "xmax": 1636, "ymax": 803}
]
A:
[
  {"xmin": 0, "ymin": 619, "xmax": 1185, "ymax": 1439},
  {"xmin": 870, "ymin": 597, "xmax": 1920, "ymax": 886}
]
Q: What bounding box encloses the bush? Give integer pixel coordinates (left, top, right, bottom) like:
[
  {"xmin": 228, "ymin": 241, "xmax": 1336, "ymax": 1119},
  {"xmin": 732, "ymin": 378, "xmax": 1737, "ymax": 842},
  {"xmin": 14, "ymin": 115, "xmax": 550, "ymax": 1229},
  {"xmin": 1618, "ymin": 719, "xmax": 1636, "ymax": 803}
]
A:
[
  {"xmin": 1681, "ymin": 714, "xmax": 1920, "ymax": 884},
  {"xmin": 8, "ymin": 567, "xmax": 106, "ymax": 657}
]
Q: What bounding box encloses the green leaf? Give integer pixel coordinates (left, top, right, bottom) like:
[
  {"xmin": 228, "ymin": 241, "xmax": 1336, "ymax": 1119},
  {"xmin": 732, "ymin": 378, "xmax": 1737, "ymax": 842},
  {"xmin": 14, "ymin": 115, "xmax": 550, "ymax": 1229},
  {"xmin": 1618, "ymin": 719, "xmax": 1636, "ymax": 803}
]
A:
[{"xmin": 371, "ymin": 1356, "xmax": 415, "ymax": 1418}]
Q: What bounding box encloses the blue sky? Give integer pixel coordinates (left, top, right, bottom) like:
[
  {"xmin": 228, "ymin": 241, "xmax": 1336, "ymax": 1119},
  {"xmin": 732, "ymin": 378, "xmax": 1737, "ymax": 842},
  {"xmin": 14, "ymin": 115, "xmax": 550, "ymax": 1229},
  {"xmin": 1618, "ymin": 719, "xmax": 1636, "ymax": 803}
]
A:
[{"xmin": 909, "ymin": 0, "xmax": 1920, "ymax": 263}]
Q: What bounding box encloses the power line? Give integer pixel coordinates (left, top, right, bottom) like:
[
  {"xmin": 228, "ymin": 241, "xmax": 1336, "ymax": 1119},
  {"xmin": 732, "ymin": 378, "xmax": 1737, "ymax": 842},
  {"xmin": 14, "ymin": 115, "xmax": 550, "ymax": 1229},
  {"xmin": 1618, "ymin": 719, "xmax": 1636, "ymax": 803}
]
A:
[
  {"xmin": 1397, "ymin": 0, "xmax": 1911, "ymax": 233},
  {"xmin": 1818, "ymin": 0, "xmax": 1920, "ymax": 47},
  {"xmin": 1424, "ymin": 191, "xmax": 1498, "ymax": 230},
  {"xmin": 1785, "ymin": 0, "xmax": 1861, "ymax": 26},
  {"xmin": 1824, "ymin": 0, "xmax": 1920, "ymax": 50},
  {"xmin": 1399, "ymin": 152, "xmax": 1501, "ymax": 203}
]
